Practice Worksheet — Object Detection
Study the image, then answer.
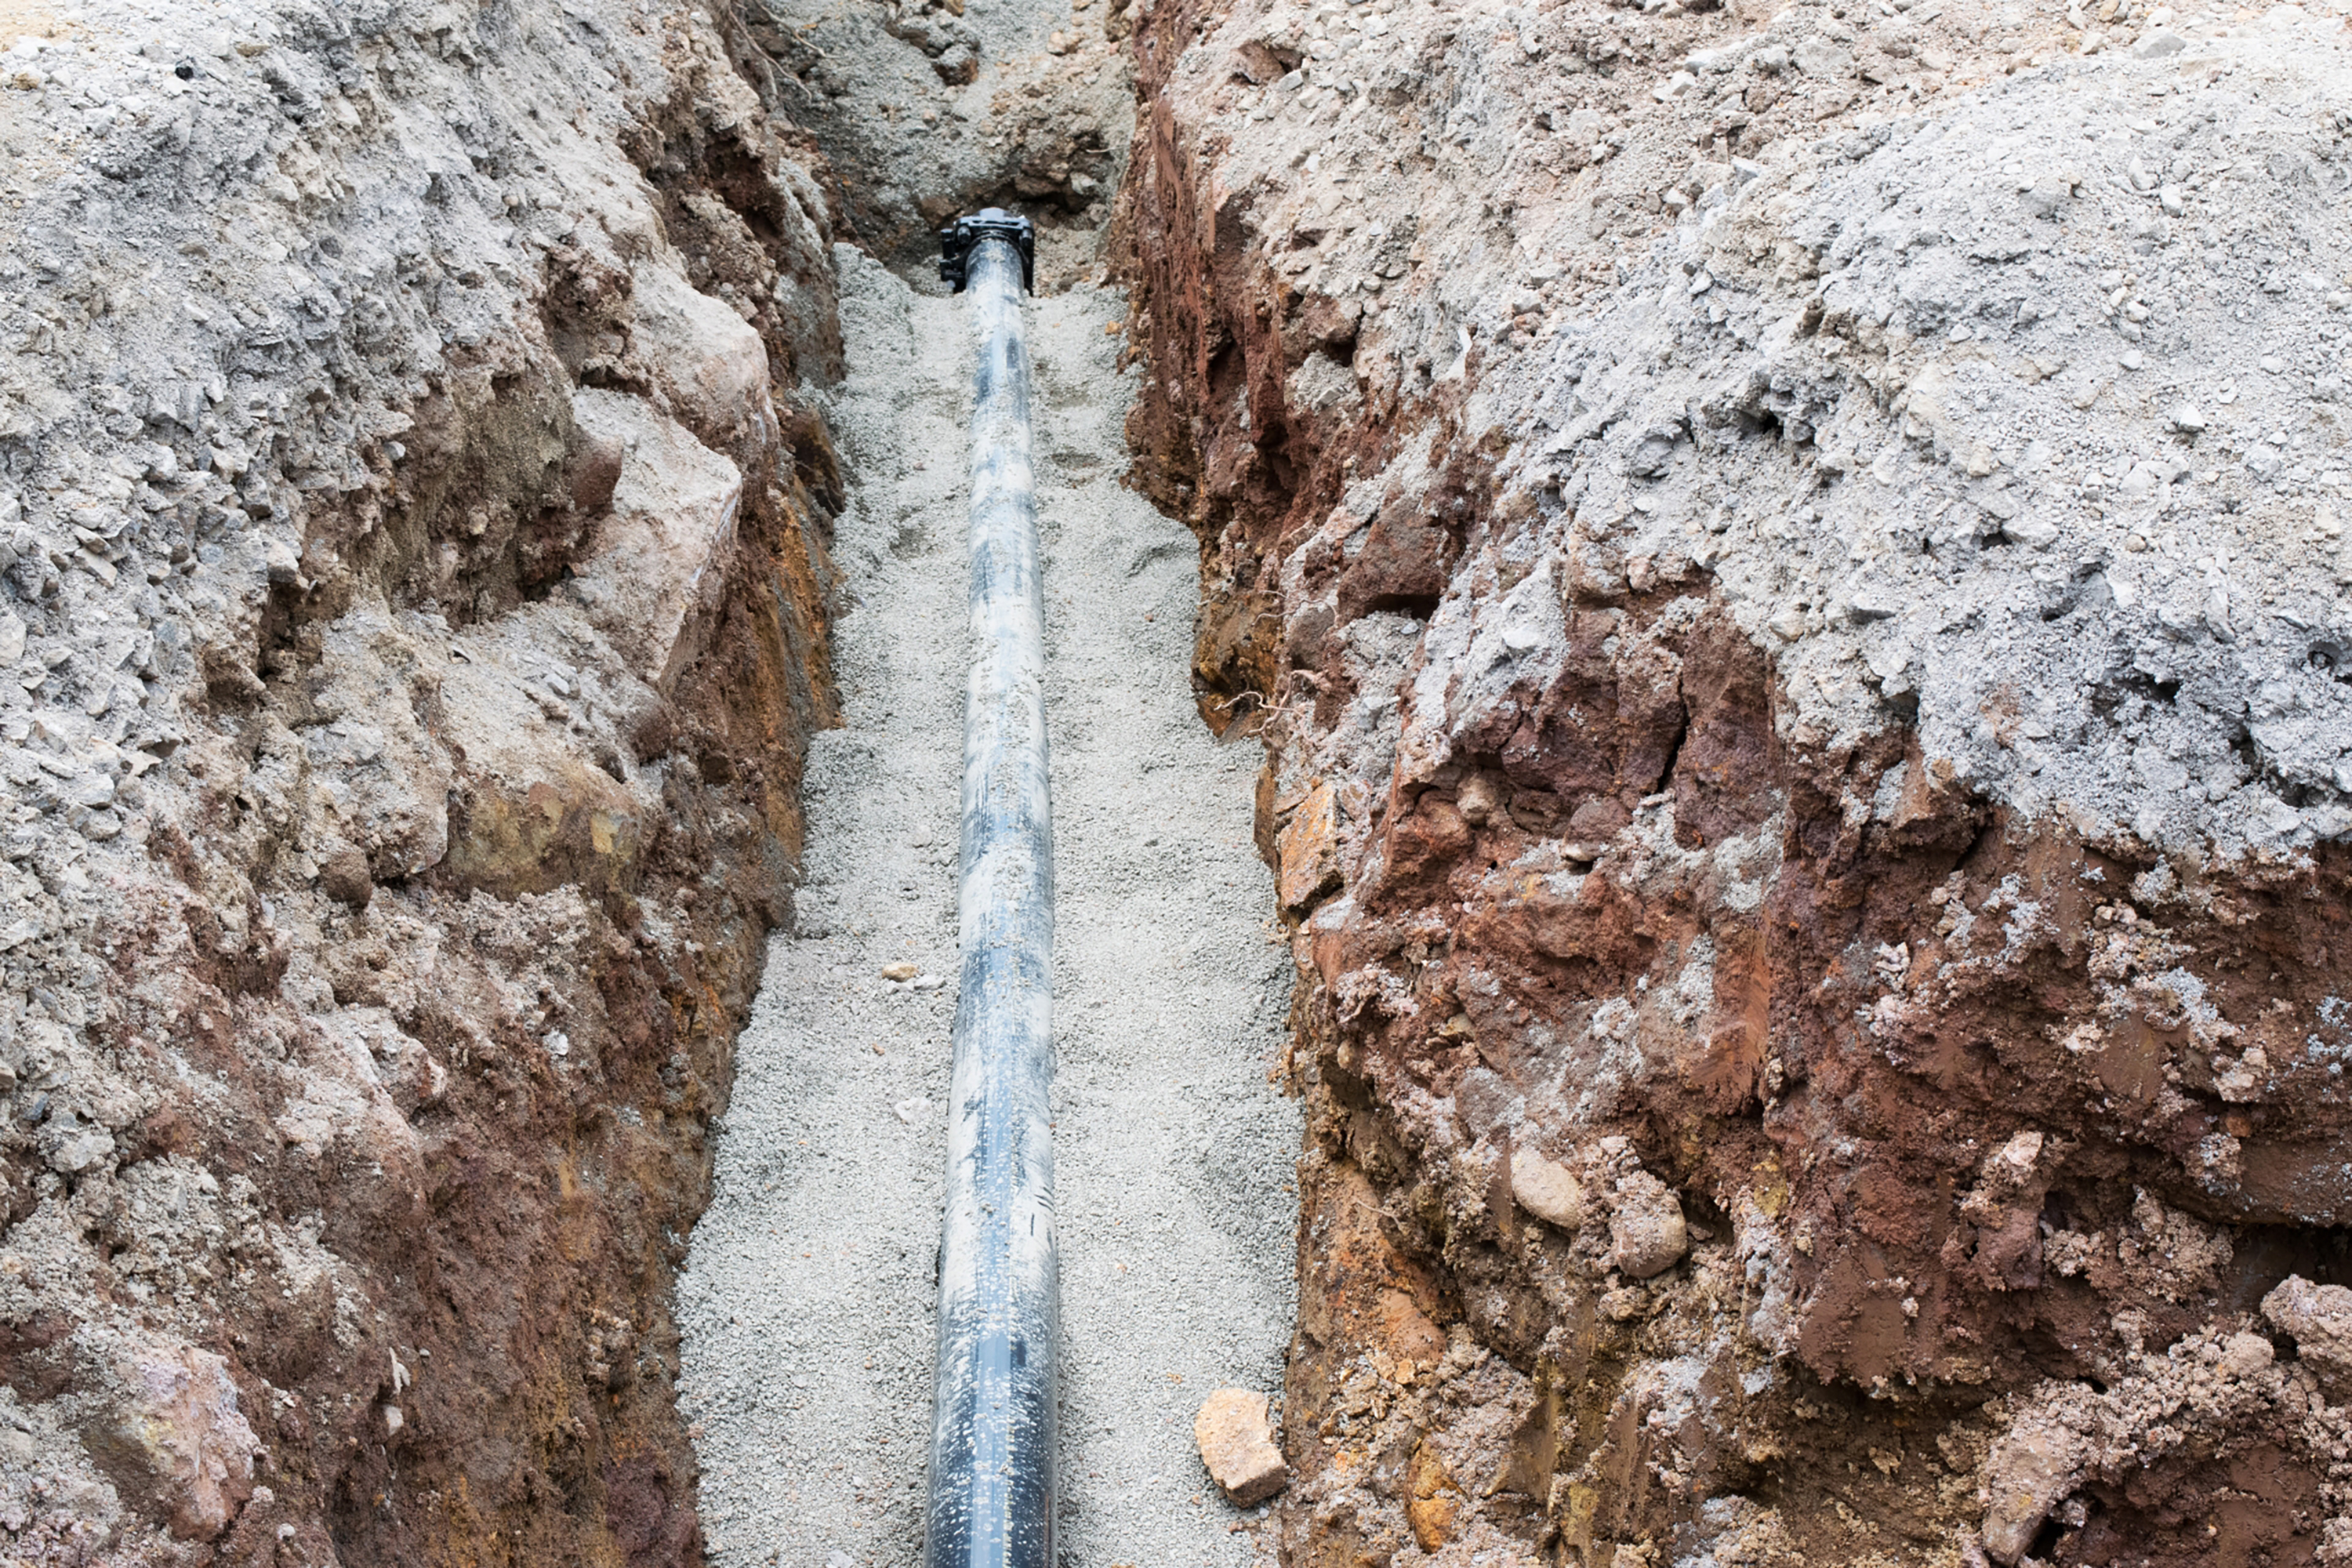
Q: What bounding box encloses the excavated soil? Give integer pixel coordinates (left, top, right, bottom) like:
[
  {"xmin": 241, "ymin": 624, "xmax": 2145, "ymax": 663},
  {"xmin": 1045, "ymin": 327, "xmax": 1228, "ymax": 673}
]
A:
[
  {"xmin": 6, "ymin": 0, "xmax": 2352, "ymax": 1559},
  {"xmin": 1116, "ymin": 0, "xmax": 2352, "ymax": 1560}
]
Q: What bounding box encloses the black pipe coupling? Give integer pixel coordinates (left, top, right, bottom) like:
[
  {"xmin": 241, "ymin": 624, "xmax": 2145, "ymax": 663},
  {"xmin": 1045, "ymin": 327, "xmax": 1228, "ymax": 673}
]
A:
[{"xmin": 939, "ymin": 208, "xmax": 1036, "ymax": 295}]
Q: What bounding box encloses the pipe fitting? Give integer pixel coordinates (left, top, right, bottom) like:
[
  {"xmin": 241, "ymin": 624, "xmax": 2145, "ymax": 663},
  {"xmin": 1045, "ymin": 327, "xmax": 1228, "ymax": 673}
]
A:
[{"xmin": 939, "ymin": 207, "xmax": 1036, "ymax": 295}]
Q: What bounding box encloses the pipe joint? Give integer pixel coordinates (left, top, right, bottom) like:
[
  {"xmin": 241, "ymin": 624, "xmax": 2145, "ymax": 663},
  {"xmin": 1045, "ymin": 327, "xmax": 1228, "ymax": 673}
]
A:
[{"xmin": 939, "ymin": 207, "xmax": 1036, "ymax": 295}]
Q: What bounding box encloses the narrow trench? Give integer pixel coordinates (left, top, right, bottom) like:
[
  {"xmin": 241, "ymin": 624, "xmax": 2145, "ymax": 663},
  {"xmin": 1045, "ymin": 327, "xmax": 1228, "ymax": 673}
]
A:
[{"xmin": 676, "ymin": 5, "xmax": 1300, "ymax": 1563}]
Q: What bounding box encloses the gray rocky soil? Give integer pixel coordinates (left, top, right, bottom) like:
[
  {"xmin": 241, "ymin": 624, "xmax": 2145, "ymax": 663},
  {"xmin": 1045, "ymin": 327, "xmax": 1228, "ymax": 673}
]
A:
[{"xmin": 673, "ymin": 248, "xmax": 1300, "ymax": 1567}]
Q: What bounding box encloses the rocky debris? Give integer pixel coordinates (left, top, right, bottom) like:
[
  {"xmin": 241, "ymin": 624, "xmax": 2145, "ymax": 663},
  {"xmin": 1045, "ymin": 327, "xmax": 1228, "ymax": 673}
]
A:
[
  {"xmin": 0, "ymin": 0, "xmax": 845, "ymax": 1558},
  {"xmin": 1120, "ymin": 0, "xmax": 2352, "ymax": 1554},
  {"xmin": 1194, "ymin": 1386, "xmax": 1289, "ymax": 1504},
  {"xmin": 1977, "ymin": 1319, "xmax": 2328, "ymax": 1563}
]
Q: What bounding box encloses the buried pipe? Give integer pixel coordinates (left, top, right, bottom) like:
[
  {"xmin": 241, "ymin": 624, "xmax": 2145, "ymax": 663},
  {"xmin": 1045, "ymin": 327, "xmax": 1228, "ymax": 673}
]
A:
[{"xmin": 925, "ymin": 209, "xmax": 1055, "ymax": 1568}]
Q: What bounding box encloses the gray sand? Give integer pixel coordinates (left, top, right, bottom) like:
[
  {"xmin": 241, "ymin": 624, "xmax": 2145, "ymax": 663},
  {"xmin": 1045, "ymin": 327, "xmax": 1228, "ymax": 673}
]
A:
[{"xmin": 676, "ymin": 247, "xmax": 1299, "ymax": 1567}]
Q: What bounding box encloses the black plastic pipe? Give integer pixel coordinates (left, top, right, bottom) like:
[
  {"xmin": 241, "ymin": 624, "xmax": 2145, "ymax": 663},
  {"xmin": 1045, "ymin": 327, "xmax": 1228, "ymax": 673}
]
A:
[{"xmin": 924, "ymin": 210, "xmax": 1056, "ymax": 1568}]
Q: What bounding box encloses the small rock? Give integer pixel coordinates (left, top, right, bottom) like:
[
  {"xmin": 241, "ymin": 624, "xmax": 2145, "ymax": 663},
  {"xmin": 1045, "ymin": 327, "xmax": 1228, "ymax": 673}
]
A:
[
  {"xmin": 1981, "ymin": 1416, "xmax": 2091, "ymax": 1564},
  {"xmin": 1847, "ymin": 586, "xmax": 1904, "ymax": 622},
  {"xmin": 2263, "ymin": 1275, "xmax": 2352, "ymax": 1393},
  {"xmin": 1606, "ymin": 1171, "xmax": 1689, "ymax": 1279},
  {"xmin": 99, "ymin": 1340, "xmax": 260, "ymax": 1541},
  {"xmin": 1508, "ymin": 1147, "xmax": 1584, "ymax": 1229},
  {"xmin": 2158, "ymin": 183, "xmax": 2185, "ymax": 217},
  {"xmin": 46, "ymin": 1113, "xmax": 114, "ymax": 1174},
  {"xmin": 1792, "ymin": 37, "xmax": 1849, "ymax": 75},
  {"xmin": 2260, "ymin": 355, "xmax": 2286, "ymax": 375},
  {"xmin": 264, "ymin": 539, "xmax": 299, "ymax": 585},
  {"xmin": 319, "ymin": 846, "xmax": 373, "ymax": 909},
  {"xmin": 2020, "ymin": 172, "xmax": 2072, "ymax": 219},
  {"xmin": 0, "ymin": 610, "xmax": 21, "ymax": 665},
  {"xmin": 2003, "ymin": 514, "xmax": 2061, "ymax": 550},
  {"xmin": 1194, "ymin": 1388, "xmax": 1287, "ymax": 1504},
  {"xmin": 2118, "ymin": 350, "xmax": 2144, "ymax": 372},
  {"xmin": 2169, "ymin": 402, "xmax": 2207, "ymax": 434},
  {"xmin": 2133, "ymin": 27, "xmax": 2185, "ymax": 55},
  {"xmin": 2216, "ymin": 1330, "xmax": 2274, "ymax": 1381},
  {"xmin": 880, "ymin": 961, "xmax": 920, "ymax": 982},
  {"xmin": 66, "ymin": 771, "xmax": 116, "ymax": 810},
  {"xmin": 1276, "ymin": 781, "xmax": 1342, "ymax": 912}
]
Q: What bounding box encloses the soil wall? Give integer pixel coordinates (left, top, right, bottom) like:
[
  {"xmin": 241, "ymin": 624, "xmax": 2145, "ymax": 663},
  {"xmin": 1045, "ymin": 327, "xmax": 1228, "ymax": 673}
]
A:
[
  {"xmin": 0, "ymin": 2, "xmax": 845, "ymax": 1561},
  {"xmin": 1115, "ymin": 0, "xmax": 2352, "ymax": 1559}
]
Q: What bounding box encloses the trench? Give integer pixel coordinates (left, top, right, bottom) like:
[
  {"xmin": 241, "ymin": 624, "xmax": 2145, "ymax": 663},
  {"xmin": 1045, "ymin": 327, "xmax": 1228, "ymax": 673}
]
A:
[
  {"xmin": 674, "ymin": 2, "xmax": 1301, "ymax": 1561},
  {"xmin": 10, "ymin": 0, "xmax": 2352, "ymax": 1561},
  {"xmin": 674, "ymin": 255, "xmax": 1301, "ymax": 1563}
]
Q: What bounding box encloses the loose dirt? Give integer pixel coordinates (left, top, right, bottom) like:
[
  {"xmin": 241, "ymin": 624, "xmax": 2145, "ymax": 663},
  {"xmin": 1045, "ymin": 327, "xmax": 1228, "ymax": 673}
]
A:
[{"xmin": 677, "ymin": 248, "xmax": 1301, "ymax": 1566}]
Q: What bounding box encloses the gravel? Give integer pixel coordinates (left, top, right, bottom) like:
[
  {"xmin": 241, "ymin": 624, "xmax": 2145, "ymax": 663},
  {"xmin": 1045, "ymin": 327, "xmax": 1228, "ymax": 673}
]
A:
[{"xmin": 676, "ymin": 247, "xmax": 1300, "ymax": 1567}]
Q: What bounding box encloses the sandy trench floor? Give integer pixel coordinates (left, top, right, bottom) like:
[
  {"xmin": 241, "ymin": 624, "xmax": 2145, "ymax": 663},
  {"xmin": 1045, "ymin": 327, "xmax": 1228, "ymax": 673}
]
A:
[{"xmin": 676, "ymin": 245, "xmax": 1301, "ymax": 1567}]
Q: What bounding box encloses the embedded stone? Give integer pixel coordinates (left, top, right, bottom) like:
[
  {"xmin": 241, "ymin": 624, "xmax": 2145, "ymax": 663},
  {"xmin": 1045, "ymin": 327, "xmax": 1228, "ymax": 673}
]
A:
[{"xmin": 1509, "ymin": 1147, "xmax": 1585, "ymax": 1230}]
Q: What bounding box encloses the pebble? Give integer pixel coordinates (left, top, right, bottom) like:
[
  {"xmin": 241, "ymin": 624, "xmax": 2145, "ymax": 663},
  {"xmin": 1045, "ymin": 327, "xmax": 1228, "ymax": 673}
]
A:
[
  {"xmin": 1847, "ymin": 586, "xmax": 1904, "ymax": 622},
  {"xmin": 878, "ymin": 960, "xmax": 920, "ymax": 981},
  {"xmin": 2169, "ymin": 402, "xmax": 2208, "ymax": 434},
  {"xmin": 1508, "ymin": 1147, "xmax": 1584, "ymax": 1229}
]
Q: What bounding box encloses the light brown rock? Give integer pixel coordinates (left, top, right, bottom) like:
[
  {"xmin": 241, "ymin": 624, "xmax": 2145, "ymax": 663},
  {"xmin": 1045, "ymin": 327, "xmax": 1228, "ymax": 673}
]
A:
[
  {"xmin": 2264, "ymin": 1275, "xmax": 2352, "ymax": 1393},
  {"xmin": 1606, "ymin": 1171, "xmax": 1689, "ymax": 1279},
  {"xmin": 1406, "ymin": 1442, "xmax": 1459, "ymax": 1552},
  {"xmin": 1194, "ymin": 1388, "xmax": 1287, "ymax": 1504},
  {"xmin": 318, "ymin": 845, "xmax": 375, "ymax": 909},
  {"xmin": 86, "ymin": 1341, "xmax": 260, "ymax": 1541},
  {"xmin": 1508, "ymin": 1146, "xmax": 1584, "ymax": 1230},
  {"xmin": 1276, "ymin": 781, "xmax": 1341, "ymax": 913},
  {"xmin": 1980, "ymin": 1410, "xmax": 2092, "ymax": 1564}
]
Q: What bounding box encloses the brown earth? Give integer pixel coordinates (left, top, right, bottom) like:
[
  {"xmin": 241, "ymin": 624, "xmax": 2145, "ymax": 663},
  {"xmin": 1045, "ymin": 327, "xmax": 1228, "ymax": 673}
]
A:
[{"xmin": 1111, "ymin": 0, "xmax": 2352, "ymax": 1558}]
